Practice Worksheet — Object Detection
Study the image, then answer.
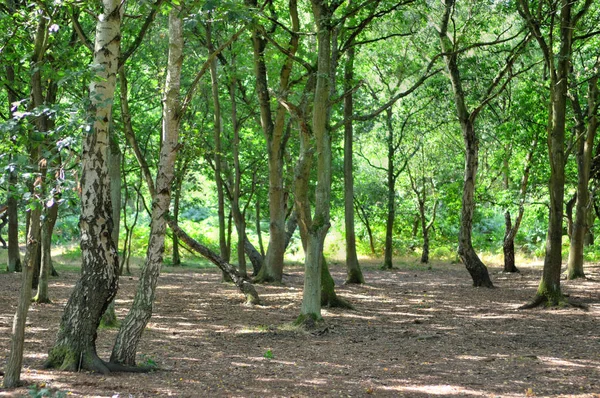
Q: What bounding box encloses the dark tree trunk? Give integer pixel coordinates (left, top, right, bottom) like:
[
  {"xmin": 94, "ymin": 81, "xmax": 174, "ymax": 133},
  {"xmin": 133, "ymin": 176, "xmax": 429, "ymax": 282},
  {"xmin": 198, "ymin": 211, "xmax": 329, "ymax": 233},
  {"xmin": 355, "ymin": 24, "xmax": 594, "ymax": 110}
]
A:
[
  {"xmin": 343, "ymin": 35, "xmax": 364, "ymax": 284},
  {"xmin": 503, "ymin": 212, "xmax": 519, "ymax": 273}
]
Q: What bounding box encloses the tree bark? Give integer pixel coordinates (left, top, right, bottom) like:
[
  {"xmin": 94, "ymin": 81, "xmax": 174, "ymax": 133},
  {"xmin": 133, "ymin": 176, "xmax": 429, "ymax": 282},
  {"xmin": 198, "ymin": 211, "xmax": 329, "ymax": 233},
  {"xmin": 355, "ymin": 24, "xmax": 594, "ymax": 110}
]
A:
[
  {"xmin": 298, "ymin": 0, "xmax": 336, "ymax": 322},
  {"xmin": 438, "ymin": 0, "xmax": 493, "ymax": 287},
  {"xmin": 567, "ymin": 73, "xmax": 598, "ymax": 280},
  {"xmin": 247, "ymin": 0, "xmax": 299, "ymax": 283},
  {"xmin": 206, "ymin": 21, "xmax": 230, "ymax": 273},
  {"xmin": 3, "ymin": 189, "xmax": 41, "ymax": 387},
  {"xmin": 111, "ymin": 8, "xmax": 182, "ymax": 366},
  {"xmin": 45, "ymin": 0, "xmax": 122, "ymax": 373},
  {"xmin": 517, "ymin": 0, "xmax": 583, "ymax": 306},
  {"xmin": 382, "ymin": 108, "xmax": 396, "ymax": 270},
  {"xmin": 167, "ymin": 218, "xmax": 260, "ymax": 304}
]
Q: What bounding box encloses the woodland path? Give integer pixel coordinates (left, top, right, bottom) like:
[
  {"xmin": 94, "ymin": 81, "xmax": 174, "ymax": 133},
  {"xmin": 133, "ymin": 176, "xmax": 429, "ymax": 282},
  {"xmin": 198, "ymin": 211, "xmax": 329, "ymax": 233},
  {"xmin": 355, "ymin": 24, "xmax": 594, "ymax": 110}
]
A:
[{"xmin": 1, "ymin": 259, "xmax": 599, "ymax": 397}]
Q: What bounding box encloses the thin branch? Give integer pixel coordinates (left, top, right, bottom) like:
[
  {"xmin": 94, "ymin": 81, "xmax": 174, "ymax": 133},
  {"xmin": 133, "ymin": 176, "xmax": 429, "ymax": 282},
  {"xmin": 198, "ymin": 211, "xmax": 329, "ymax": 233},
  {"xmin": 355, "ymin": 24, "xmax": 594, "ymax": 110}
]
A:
[{"xmin": 120, "ymin": 0, "xmax": 165, "ymax": 67}]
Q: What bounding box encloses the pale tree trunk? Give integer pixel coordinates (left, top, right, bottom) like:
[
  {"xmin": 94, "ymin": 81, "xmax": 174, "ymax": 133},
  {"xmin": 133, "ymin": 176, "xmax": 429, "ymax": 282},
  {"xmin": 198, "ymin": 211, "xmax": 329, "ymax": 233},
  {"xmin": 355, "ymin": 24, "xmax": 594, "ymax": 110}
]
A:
[
  {"xmin": 517, "ymin": 0, "xmax": 585, "ymax": 307},
  {"xmin": 503, "ymin": 134, "xmax": 537, "ymax": 273},
  {"xmin": 45, "ymin": 0, "xmax": 122, "ymax": 373},
  {"xmin": 567, "ymin": 73, "xmax": 598, "ymax": 279},
  {"xmin": 439, "ymin": 0, "xmax": 493, "ymax": 287},
  {"xmin": 343, "ymin": 42, "xmax": 363, "ymax": 283},
  {"xmin": 4, "ymin": 15, "xmax": 46, "ymax": 378},
  {"xmin": 247, "ymin": 0, "xmax": 298, "ymax": 283},
  {"xmin": 111, "ymin": 8, "xmax": 182, "ymax": 366},
  {"xmin": 3, "ymin": 183, "xmax": 42, "ymax": 387}
]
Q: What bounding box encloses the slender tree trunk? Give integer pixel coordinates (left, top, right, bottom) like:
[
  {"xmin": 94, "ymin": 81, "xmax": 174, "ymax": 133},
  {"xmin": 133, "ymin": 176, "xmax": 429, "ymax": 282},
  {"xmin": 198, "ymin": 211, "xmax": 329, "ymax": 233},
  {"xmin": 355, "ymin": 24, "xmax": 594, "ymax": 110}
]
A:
[
  {"xmin": 5, "ymin": 63, "xmax": 21, "ymax": 272},
  {"xmin": 567, "ymin": 74, "xmax": 598, "ymax": 279},
  {"xmin": 382, "ymin": 108, "xmax": 395, "ymax": 270},
  {"xmin": 45, "ymin": 0, "xmax": 122, "ymax": 373},
  {"xmin": 503, "ymin": 212, "xmax": 518, "ymax": 273},
  {"xmin": 206, "ymin": 21, "xmax": 230, "ymax": 277},
  {"xmin": 3, "ymin": 188, "xmax": 41, "ymax": 388},
  {"xmin": 439, "ymin": 0, "xmax": 493, "ymax": 287},
  {"xmin": 34, "ymin": 199, "xmax": 58, "ymax": 303},
  {"xmin": 343, "ymin": 41, "xmax": 364, "ymax": 284},
  {"xmin": 255, "ymin": 196, "xmax": 265, "ymax": 258},
  {"xmin": 111, "ymin": 8, "xmax": 182, "ymax": 366}
]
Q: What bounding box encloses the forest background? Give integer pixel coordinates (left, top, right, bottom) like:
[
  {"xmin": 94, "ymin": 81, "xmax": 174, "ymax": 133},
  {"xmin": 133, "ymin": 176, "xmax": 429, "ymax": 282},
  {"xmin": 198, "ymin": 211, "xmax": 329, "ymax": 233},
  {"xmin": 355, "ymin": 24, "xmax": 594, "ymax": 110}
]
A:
[{"xmin": 0, "ymin": 0, "xmax": 599, "ymax": 395}]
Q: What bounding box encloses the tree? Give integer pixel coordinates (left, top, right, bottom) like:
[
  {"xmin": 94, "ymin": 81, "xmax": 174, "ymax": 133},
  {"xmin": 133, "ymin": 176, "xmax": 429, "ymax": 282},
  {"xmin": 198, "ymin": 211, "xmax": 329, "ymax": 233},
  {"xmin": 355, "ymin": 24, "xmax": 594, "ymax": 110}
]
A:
[
  {"xmin": 517, "ymin": 0, "xmax": 593, "ymax": 306},
  {"xmin": 436, "ymin": 0, "xmax": 529, "ymax": 287},
  {"xmin": 566, "ymin": 61, "xmax": 599, "ymax": 279},
  {"xmin": 111, "ymin": 5, "xmax": 182, "ymax": 366},
  {"xmin": 246, "ymin": 0, "xmax": 300, "ymax": 284},
  {"xmin": 45, "ymin": 0, "xmax": 123, "ymax": 372}
]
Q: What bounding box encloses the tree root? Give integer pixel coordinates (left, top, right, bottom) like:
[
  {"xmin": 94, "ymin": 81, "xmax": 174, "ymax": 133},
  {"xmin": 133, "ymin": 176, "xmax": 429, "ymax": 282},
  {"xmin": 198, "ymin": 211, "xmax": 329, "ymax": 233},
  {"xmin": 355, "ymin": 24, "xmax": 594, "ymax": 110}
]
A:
[
  {"xmin": 322, "ymin": 295, "xmax": 355, "ymax": 310},
  {"xmin": 519, "ymin": 294, "xmax": 589, "ymax": 311}
]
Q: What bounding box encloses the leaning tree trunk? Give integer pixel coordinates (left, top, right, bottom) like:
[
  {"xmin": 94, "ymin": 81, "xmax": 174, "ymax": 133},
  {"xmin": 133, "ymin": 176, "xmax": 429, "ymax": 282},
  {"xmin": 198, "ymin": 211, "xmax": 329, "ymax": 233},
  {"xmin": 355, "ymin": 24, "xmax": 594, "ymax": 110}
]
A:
[
  {"xmin": 3, "ymin": 186, "xmax": 41, "ymax": 388},
  {"xmin": 110, "ymin": 8, "xmax": 182, "ymax": 366},
  {"xmin": 567, "ymin": 74, "xmax": 598, "ymax": 280},
  {"xmin": 45, "ymin": 0, "xmax": 122, "ymax": 373}
]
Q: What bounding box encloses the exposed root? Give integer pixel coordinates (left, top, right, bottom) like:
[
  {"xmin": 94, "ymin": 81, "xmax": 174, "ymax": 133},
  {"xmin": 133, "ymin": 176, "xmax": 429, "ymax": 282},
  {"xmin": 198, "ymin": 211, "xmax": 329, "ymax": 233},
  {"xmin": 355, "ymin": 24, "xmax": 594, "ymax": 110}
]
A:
[
  {"xmin": 519, "ymin": 295, "xmax": 547, "ymax": 310},
  {"xmin": 322, "ymin": 295, "xmax": 355, "ymax": 310},
  {"xmin": 519, "ymin": 295, "xmax": 588, "ymax": 311},
  {"xmin": 102, "ymin": 360, "xmax": 156, "ymax": 373}
]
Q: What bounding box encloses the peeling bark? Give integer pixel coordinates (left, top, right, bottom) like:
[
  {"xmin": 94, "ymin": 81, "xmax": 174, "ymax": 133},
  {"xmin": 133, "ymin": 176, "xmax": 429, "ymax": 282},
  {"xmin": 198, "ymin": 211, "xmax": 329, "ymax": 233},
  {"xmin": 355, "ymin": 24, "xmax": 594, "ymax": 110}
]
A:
[{"xmin": 46, "ymin": 0, "xmax": 122, "ymax": 373}]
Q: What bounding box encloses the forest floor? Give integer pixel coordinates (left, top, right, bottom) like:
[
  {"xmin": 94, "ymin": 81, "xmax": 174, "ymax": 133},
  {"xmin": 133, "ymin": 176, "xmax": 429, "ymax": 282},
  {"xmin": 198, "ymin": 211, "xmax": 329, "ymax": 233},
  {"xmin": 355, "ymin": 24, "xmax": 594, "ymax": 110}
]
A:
[{"xmin": 0, "ymin": 255, "xmax": 599, "ymax": 397}]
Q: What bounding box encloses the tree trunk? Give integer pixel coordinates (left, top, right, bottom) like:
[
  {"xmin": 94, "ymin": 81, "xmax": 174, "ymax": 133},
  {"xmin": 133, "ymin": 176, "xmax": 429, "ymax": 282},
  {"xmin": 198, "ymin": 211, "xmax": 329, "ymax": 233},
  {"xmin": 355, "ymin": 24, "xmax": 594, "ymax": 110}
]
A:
[
  {"xmin": 168, "ymin": 219, "xmax": 260, "ymax": 304},
  {"xmin": 354, "ymin": 199, "xmax": 376, "ymax": 255},
  {"xmin": 247, "ymin": 0, "xmax": 299, "ymax": 284},
  {"xmin": 45, "ymin": 0, "xmax": 122, "ymax": 373},
  {"xmin": 439, "ymin": 0, "xmax": 492, "ymax": 287},
  {"xmin": 6, "ymin": 166, "xmax": 21, "ymax": 272},
  {"xmin": 298, "ymin": 0, "xmax": 335, "ymax": 322},
  {"xmin": 111, "ymin": 8, "xmax": 182, "ymax": 366},
  {"xmin": 34, "ymin": 199, "xmax": 58, "ymax": 303},
  {"xmin": 3, "ymin": 191, "xmax": 41, "ymax": 388},
  {"xmin": 518, "ymin": 0, "xmax": 577, "ymax": 306},
  {"xmin": 503, "ymin": 212, "xmax": 519, "ymax": 273},
  {"xmin": 343, "ymin": 40, "xmax": 364, "ymax": 284},
  {"xmin": 5, "ymin": 53, "xmax": 22, "ymax": 273},
  {"xmin": 255, "ymin": 196, "xmax": 265, "ymax": 258},
  {"xmin": 567, "ymin": 74, "xmax": 598, "ymax": 280},
  {"xmin": 206, "ymin": 21, "xmax": 230, "ymax": 279},
  {"xmin": 382, "ymin": 108, "xmax": 395, "ymax": 270}
]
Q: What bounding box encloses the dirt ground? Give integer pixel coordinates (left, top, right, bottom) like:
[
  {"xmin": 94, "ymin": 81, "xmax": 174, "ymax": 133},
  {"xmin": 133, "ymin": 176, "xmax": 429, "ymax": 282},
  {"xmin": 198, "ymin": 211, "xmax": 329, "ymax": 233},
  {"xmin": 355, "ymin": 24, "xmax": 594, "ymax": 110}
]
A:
[{"xmin": 0, "ymin": 258, "xmax": 599, "ymax": 397}]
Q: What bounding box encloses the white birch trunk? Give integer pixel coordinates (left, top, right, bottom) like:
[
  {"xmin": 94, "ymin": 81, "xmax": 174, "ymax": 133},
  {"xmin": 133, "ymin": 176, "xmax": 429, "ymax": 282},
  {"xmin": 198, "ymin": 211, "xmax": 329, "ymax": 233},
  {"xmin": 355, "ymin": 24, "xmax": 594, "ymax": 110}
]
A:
[{"xmin": 111, "ymin": 8, "xmax": 182, "ymax": 365}]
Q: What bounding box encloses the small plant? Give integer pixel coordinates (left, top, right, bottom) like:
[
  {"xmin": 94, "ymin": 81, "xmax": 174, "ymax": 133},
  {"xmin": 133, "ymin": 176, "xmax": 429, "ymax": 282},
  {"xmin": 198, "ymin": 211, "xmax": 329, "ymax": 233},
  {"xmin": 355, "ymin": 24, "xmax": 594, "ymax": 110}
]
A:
[
  {"xmin": 263, "ymin": 349, "xmax": 274, "ymax": 359},
  {"xmin": 28, "ymin": 383, "xmax": 66, "ymax": 398},
  {"xmin": 139, "ymin": 354, "xmax": 158, "ymax": 369}
]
